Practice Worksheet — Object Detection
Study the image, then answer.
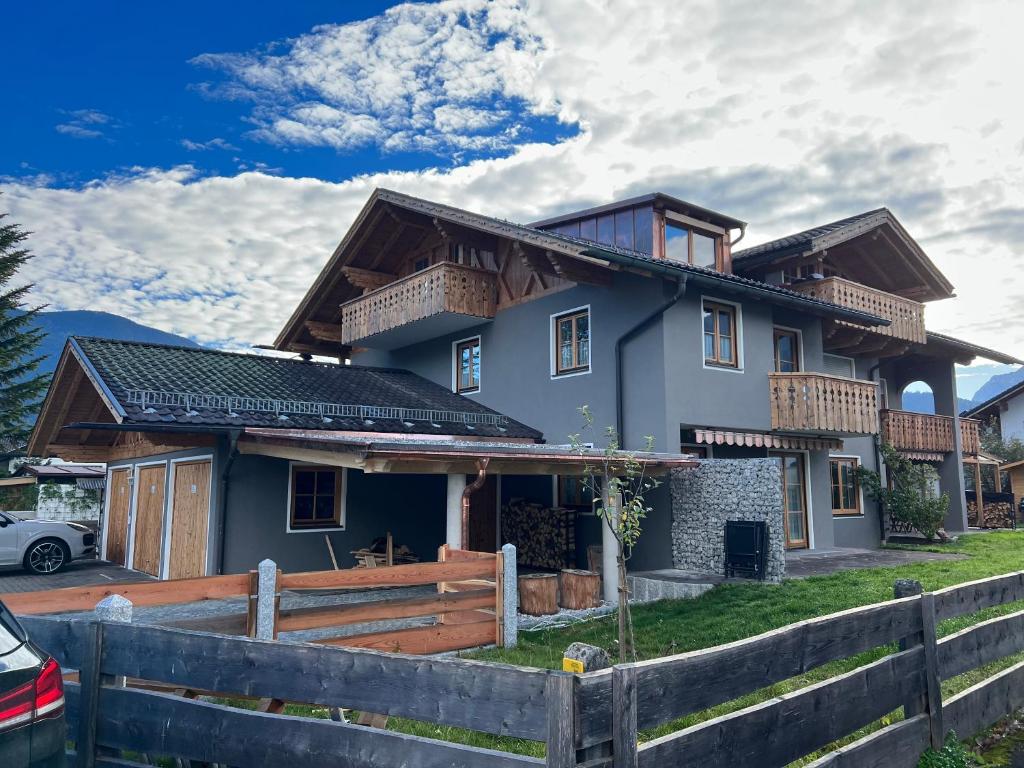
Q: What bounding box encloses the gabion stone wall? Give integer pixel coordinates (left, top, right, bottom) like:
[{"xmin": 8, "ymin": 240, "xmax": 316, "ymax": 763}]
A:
[{"xmin": 670, "ymin": 459, "xmax": 786, "ymax": 583}]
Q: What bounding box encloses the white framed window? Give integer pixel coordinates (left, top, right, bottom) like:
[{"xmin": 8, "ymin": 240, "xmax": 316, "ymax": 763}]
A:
[
  {"xmin": 452, "ymin": 336, "xmax": 481, "ymax": 394},
  {"xmin": 551, "ymin": 305, "xmax": 592, "ymax": 378},
  {"xmin": 701, "ymin": 296, "xmax": 744, "ymax": 372},
  {"xmin": 287, "ymin": 463, "xmax": 346, "ymax": 532}
]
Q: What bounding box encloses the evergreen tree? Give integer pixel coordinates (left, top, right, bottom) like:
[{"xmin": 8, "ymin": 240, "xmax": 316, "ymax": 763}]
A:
[{"xmin": 0, "ymin": 209, "xmax": 47, "ymax": 449}]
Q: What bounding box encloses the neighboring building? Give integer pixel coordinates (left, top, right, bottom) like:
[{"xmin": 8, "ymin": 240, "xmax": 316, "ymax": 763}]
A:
[
  {"xmin": 0, "ymin": 462, "xmax": 105, "ymax": 521},
  {"xmin": 963, "ymin": 378, "xmax": 1024, "ymax": 443},
  {"xmin": 28, "ymin": 188, "xmax": 1020, "ymax": 581}
]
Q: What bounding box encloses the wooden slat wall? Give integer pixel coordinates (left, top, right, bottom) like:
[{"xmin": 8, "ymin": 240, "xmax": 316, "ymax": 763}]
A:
[
  {"xmin": 768, "ymin": 372, "xmax": 879, "ymax": 435},
  {"xmin": 790, "ymin": 276, "xmax": 926, "ymax": 344}
]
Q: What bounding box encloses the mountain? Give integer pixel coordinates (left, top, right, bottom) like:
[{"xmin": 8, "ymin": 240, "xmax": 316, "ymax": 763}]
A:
[
  {"xmin": 28, "ymin": 310, "xmax": 199, "ymax": 374},
  {"xmin": 969, "ymin": 367, "xmax": 1024, "ymax": 407},
  {"xmin": 899, "ymin": 390, "xmax": 975, "ymax": 415}
]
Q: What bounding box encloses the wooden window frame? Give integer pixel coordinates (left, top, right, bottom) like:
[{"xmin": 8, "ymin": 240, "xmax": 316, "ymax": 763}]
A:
[
  {"xmin": 453, "ymin": 336, "xmax": 481, "ymax": 394},
  {"xmin": 830, "ymin": 457, "xmax": 862, "ymax": 517},
  {"xmin": 702, "ymin": 300, "xmax": 739, "ymax": 369},
  {"xmin": 663, "ymin": 215, "xmax": 724, "ymax": 270},
  {"xmin": 287, "ymin": 464, "xmax": 346, "ymax": 533},
  {"xmin": 553, "ymin": 307, "xmax": 591, "ymax": 377},
  {"xmin": 773, "ymin": 327, "xmax": 802, "ymax": 373},
  {"xmin": 774, "ymin": 451, "xmax": 810, "ymax": 549}
]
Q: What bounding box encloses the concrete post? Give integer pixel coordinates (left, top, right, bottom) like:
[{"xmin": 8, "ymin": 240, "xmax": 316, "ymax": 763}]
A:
[
  {"xmin": 602, "ymin": 492, "xmax": 621, "ymax": 604},
  {"xmin": 446, "ymin": 473, "xmax": 466, "ymax": 548},
  {"xmin": 256, "ymin": 558, "xmax": 278, "ymax": 641},
  {"xmin": 501, "ymin": 543, "xmax": 518, "ymax": 649},
  {"xmin": 95, "ymin": 594, "xmax": 133, "ymax": 623}
]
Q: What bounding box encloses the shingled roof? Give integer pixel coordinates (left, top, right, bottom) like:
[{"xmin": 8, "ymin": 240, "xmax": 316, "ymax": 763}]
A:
[
  {"xmin": 64, "ymin": 337, "xmax": 542, "ymax": 440},
  {"xmin": 732, "ymin": 209, "xmax": 888, "ymax": 264}
]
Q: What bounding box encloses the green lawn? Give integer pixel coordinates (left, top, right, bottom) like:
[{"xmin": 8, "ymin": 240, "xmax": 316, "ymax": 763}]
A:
[{"xmin": 277, "ymin": 532, "xmax": 1024, "ymax": 764}]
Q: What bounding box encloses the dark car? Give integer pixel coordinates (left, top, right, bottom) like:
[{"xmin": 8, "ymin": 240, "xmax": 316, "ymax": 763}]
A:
[{"xmin": 0, "ymin": 600, "xmax": 65, "ymax": 767}]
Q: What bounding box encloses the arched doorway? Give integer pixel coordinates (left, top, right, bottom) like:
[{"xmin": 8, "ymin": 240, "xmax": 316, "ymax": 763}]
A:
[{"xmin": 900, "ymin": 380, "xmax": 934, "ymax": 414}]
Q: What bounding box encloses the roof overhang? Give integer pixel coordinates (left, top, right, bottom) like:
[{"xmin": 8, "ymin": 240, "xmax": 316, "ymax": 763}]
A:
[
  {"xmin": 924, "ymin": 332, "xmax": 1023, "ymax": 367},
  {"xmin": 239, "ymin": 428, "xmax": 698, "ymax": 476}
]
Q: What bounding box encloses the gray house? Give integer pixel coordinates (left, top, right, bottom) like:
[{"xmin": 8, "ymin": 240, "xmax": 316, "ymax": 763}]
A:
[{"xmin": 29, "ymin": 188, "xmax": 1018, "ymax": 583}]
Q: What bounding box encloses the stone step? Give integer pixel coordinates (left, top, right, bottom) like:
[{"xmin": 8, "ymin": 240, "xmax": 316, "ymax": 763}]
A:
[{"xmin": 626, "ymin": 575, "xmax": 716, "ymax": 603}]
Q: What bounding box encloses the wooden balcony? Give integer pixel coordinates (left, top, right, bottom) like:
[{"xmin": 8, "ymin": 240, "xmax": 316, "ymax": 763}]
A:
[
  {"xmin": 769, "ymin": 373, "xmax": 880, "ymax": 435},
  {"xmin": 340, "ymin": 262, "xmax": 498, "ymax": 348},
  {"xmin": 789, "ymin": 277, "xmax": 926, "ymax": 344},
  {"xmin": 880, "ymin": 410, "xmax": 981, "ymax": 456}
]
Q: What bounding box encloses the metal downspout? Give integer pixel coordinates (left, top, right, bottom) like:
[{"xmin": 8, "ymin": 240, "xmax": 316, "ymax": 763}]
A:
[
  {"xmin": 868, "ymin": 362, "xmax": 887, "ymax": 542},
  {"xmin": 216, "ymin": 430, "xmax": 241, "ymax": 574},
  {"xmin": 461, "ymin": 459, "xmax": 490, "ymax": 550},
  {"xmin": 615, "ymin": 277, "xmax": 687, "ymax": 447}
]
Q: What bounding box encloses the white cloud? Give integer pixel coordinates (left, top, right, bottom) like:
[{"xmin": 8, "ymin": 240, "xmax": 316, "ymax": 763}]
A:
[
  {"xmin": 4, "ymin": 0, "xmax": 1024, "ymax": 393},
  {"xmin": 55, "ymin": 109, "xmax": 116, "ymax": 140},
  {"xmin": 180, "ymin": 137, "xmax": 239, "ymax": 152},
  {"xmin": 190, "ymin": 0, "xmax": 551, "ymax": 153}
]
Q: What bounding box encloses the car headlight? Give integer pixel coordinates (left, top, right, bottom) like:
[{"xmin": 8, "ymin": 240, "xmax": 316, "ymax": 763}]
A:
[{"xmin": 66, "ymin": 522, "xmax": 90, "ymax": 532}]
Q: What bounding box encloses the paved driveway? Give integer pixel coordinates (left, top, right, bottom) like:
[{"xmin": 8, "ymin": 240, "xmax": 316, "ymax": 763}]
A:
[
  {"xmin": 785, "ymin": 547, "xmax": 965, "ymax": 579},
  {"xmin": 0, "ymin": 558, "xmax": 149, "ymax": 594}
]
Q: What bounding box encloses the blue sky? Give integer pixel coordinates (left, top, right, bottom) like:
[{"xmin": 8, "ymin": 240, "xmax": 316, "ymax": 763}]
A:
[
  {"xmin": 3, "ymin": 0, "xmax": 567, "ymax": 185},
  {"xmin": 1, "ymin": 0, "xmax": 1022, "ymax": 399}
]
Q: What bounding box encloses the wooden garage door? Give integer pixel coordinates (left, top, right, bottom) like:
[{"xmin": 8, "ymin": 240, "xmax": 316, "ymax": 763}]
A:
[
  {"xmin": 132, "ymin": 464, "xmax": 167, "ymax": 577},
  {"xmin": 105, "ymin": 468, "xmax": 132, "ymax": 566},
  {"xmin": 168, "ymin": 460, "xmax": 212, "ymax": 580}
]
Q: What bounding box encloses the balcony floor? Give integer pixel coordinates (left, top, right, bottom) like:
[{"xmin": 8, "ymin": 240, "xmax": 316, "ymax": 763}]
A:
[{"xmin": 352, "ymin": 312, "xmax": 491, "ymax": 350}]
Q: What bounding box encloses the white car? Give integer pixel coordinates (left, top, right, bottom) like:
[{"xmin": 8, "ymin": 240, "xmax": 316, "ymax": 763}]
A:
[{"xmin": 0, "ymin": 512, "xmax": 97, "ymax": 574}]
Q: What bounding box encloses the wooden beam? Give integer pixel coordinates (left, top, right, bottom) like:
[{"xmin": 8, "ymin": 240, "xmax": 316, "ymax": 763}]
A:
[
  {"xmin": 546, "ymin": 252, "xmax": 611, "ymax": 286},
  {"xmin": 339, "ymin": 266, "xmax": 395, "ymax": 292},
  {"xmin": 304, "ymin": 320, "xmax": 345, "ymax": 343}
]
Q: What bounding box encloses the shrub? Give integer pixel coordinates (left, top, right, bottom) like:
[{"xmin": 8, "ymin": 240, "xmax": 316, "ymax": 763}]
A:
[{"xmin": 857, "ymin": 444, "xmax": 950, "ymax": 540}]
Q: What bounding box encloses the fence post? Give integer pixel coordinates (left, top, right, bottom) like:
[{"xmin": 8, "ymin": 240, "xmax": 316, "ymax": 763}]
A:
[
  {"xmin": 256, "ymin": 559, "xmax": 279, "ymax": 641},
  {"xmin": 613, "ymin": 665, "xmax": 639, "ymax": 768},
  {"xmin": 545, "ymin": 673, "xmax": 575, "ymax": 768},
  {"xmin": 894, "ymin": 579, "xmax": 926, "ymax": 718},
  {"xmin": 920, "ymin": 592, "xmax": 945, "ymax": 750},
  {"xmin": 246, "ymin": 569, "xmax": 259, "ymax": 637},
  {"xmin": 501, "ymin": 543, "xmax": 518, "ymax": 649},
  {"xmin": 78, "ymin": 595, "xmax": 132, "ymax": 768}
]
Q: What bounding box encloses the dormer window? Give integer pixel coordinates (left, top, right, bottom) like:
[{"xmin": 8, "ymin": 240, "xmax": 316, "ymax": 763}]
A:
[{"xmin": 665, "ymin": 220, "xmax": 721, "ymax": 269}]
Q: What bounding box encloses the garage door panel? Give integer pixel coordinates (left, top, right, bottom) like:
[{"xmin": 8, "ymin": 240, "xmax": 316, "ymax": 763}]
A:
[
  {"xmin": 168, "ymin": 460, "xmax": 212, "ymax": 580},
  {"xmin": 132, "ymin": 464, "xmax": 167, "ymax": 577},
  {"xmin": 105, "ymin": 468, "xmax": 132, "ymax": 566}
]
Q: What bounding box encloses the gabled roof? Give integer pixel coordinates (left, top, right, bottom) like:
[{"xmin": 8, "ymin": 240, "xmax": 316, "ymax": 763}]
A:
[
  {"xmin": 29, "ymin": 337, "xmax": 543, "ymax": 453},
  {"xmin": 962, "ymin": 374, "xmax": 1024, "ymax": 419},
  {"xmin": 274, "ymin": 189, "xmax": 889, "ymax": 353},
  {"xmin": 924, "ymin": 331, "xmax": 1023, "ymax": 367},
  {"xmin": 733, "ymin": 208, "xmax": 955, "ymax": 301}
]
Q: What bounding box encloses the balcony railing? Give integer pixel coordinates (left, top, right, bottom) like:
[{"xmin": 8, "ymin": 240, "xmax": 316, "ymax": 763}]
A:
[
  {"xmin": 768, "ymin": 373, "xmax": 880, "ymax": 435},
  {"xmin": 880, "ymin": 409, "xmax": 981, "ymax": 456},
  {"xmin": 789, "ymin": 277, "xmax": 926, "ymax": 344},
  {"xmin": 340, "ymin": 262, "xmax": 498, "ymax": 346}
]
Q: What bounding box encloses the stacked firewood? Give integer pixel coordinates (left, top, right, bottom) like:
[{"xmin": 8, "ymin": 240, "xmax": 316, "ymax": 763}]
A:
[
  {"xmin": 501, "ymin": 498, "xmax": 575, "ymax": 571},
  {"xmin": 968, "ymin": 499, "xmax": 1016, "ymax": 529}
]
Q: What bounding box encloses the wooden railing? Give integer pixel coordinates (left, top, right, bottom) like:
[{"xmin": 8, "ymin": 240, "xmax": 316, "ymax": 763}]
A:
[
  {"xmin": 768, "ymin": 372, "xmax": 879, "ymax": 434},
  {"xmin": 879, "ymin": 410, "xmax": 981, "ymax": 455},
  {"xmin": 340, "ymin": 261, "xmax": 498, "ymax": 345},
  {"xmin": 790, "ymin": 276, "xmax": 927, "ymax": 343}
]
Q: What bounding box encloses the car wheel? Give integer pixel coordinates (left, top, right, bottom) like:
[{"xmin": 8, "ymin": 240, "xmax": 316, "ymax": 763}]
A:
[{"xmin": 24, "ymin": 539, "xmax": 70, "ymax": 575}]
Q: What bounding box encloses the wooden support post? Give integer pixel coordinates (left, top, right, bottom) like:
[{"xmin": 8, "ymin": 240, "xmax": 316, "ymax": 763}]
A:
[
  {"xmin": 613, "ymin": 665, "xmax": 639, "ymax": 768},
  {"xmin": 495, "ymin": 549, "xmax": 504, "ymax": 648},
  {"xmin": 545, "ymin": 673, "xmax": 575, "ymax": 768},
  {"xmin": 894, "ymin": 579, "xmax": 926, "ymax": 718},
  {"xmin": 76, "ymin": 621, "xmax": 103, "ymax": 768},
  {"xmin": 920, "ymin": 592, "xmax": 945, "ymax": 750},
  {"xmin": 975, "ymin": 459, "xmax": 984, "ymax": 526}
]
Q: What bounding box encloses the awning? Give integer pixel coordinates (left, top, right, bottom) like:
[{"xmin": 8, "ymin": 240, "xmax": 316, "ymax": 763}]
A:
[
  {"xmin": 693, "ymin": 429, "xmax": 843, "ymax": 452},
  {"xmin": 76, "ymin": 477, "xmax": 106, "ymax": 490},
  {"xmin": 0, "ymin": 476, "xmax": 37, "ymax": 488},
  {"xmin": 898, "ymin": 450, "xmax": 945, "ymax": 463},
  {"xmin": 240, "ymin": 428, "xmax": 700, "ymax": 475}
]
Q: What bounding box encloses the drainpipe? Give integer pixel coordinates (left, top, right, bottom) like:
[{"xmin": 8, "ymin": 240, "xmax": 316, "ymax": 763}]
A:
[
  {"xmin": 729, "ymin": 224, "xmax": 748, "ymax": 248},
  {"xmin": 868, "ymin": 362, "xmax": 887, "ymax": 542},
  {"xmin": 216, "ymin": 430, "xmax": 241, "ymax": 574},
  {"xmin": 460, "ymin": 458, "xmax": 490, "ymax": 550},
  {"xmin": 615, "ymin": 277, "xmax": 687, "ymax": 447}
]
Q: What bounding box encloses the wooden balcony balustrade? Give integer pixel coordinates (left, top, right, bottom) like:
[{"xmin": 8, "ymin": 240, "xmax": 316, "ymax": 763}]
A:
[
  {"xmin": 768, "ymin": 373, "xmax": 880, "ymax": 435},
  {"xmin": 789, "ymin": 276, "xmax": 927, "ymax": 344},
  {"xmin": 879, "ymin": 410, "xmax": 981, "ymax": 456},
  {"xmin": 340, "ymin": 262, "xmax": 498, "ymax": 347}
]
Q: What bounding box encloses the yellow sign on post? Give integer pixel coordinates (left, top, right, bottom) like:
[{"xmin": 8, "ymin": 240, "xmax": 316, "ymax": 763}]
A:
[{"xmin": 562, "ymin": 657, "xmax": 585, "ymax": 674}]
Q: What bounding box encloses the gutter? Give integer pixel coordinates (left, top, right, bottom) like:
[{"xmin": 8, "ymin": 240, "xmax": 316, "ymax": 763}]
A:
[
  {"xmin": 615, "ymin": 277, "xmax": 687, "ymax": 447},
  {"xmin": 583, "ymin": 247, "xmax": 889, "ymax": 328}
]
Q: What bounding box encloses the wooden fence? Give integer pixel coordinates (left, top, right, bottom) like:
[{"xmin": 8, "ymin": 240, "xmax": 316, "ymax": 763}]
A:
[
  {"xmin": 12, "ymin": 569, "xmax": 1024, "ymax": 766},
  {"xmin": 2, "ymin": 545, "xmax": 516, "ymax": 654}
]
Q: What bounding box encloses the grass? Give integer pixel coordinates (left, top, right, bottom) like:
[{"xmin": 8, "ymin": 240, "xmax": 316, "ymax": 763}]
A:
[{"xmin": 210, "ymin": 532, "xmax": 1024, "ymax": 764}]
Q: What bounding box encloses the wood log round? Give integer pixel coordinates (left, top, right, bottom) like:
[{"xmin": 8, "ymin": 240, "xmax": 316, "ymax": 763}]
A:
[
  {"xmin": 518, "ymin": 574, "xmax": 559, "ymax": 616},
  {"xmin": 559, "ymin": 569, "xmax": 601, "ymax": 610}
]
